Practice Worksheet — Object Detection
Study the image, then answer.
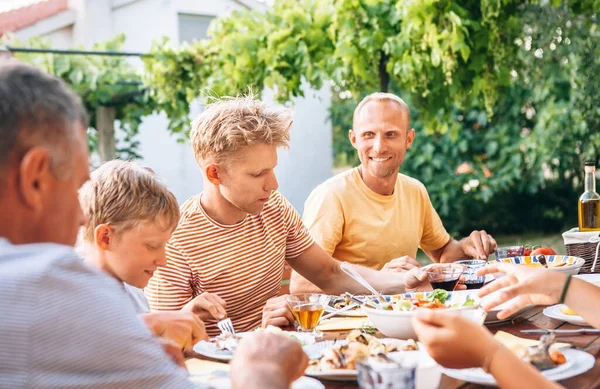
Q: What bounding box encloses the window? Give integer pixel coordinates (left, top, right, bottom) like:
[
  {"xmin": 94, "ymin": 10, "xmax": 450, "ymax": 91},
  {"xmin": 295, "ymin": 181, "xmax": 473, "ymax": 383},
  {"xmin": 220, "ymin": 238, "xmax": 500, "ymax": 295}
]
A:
[{"xmin": 178, "ymin": 13, "xmax": 214, "ymax": 43}]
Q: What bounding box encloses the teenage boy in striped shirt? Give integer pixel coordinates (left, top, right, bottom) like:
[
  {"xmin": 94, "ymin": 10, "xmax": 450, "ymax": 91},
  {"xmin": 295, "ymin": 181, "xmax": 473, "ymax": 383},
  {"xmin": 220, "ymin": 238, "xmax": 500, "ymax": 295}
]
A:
[{"xmin": 146, "ymin": 96, "xmax": 434, "ymax": 336}]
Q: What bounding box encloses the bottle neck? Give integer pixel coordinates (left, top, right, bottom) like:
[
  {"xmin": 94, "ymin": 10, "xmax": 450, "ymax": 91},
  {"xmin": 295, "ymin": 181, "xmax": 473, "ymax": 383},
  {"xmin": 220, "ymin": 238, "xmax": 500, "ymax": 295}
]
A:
[{"xmin": 584, "ymin": 169, "xmax": 596, "ymax": 193}]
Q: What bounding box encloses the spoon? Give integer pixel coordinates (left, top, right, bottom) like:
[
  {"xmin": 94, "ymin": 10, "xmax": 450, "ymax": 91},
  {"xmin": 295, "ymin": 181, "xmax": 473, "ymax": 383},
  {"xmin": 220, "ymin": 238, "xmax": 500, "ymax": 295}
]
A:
[
  {"xmin": 340, "ymin": 262, "xmax": 386, "ymax": 304},
  {"xmin": 537, "ymin": 254, "xmax": 548, "ymax": 268}
]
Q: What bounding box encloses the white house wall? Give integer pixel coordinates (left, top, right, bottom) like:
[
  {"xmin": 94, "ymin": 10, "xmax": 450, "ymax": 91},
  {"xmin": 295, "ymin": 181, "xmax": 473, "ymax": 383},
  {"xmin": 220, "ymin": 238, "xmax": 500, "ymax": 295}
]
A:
[{"xmin": 17, "ymin": 0, "xmax": 332, "ymax": 212}]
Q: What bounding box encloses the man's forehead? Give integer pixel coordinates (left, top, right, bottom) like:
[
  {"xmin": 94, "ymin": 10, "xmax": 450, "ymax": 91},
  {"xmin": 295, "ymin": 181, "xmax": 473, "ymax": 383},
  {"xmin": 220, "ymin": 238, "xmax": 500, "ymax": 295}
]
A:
[{"xmin": 230, "ymin": 145, "xmax": 278, "ymax": 167}]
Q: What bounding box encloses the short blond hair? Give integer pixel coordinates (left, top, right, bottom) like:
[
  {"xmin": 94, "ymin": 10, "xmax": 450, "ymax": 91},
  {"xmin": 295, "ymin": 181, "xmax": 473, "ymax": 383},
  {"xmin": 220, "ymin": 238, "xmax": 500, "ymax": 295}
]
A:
[
  {"xmin": 353, "ymin": 92, "xmax": 411, "ymax": 128},
  {"xmin": 190, "ymin": 96, "xmax": 292, "ymax": 166},
  {"xmin": 79, "ymin": 160, "xmax": 180, "ymax": 243}
]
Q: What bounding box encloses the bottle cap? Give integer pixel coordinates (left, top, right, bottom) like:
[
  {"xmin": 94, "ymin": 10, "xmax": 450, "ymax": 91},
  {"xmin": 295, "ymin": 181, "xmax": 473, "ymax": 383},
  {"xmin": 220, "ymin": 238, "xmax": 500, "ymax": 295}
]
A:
[{"xmin": 585, "ymin": 161, "xmax": 596, "ymax": 167}]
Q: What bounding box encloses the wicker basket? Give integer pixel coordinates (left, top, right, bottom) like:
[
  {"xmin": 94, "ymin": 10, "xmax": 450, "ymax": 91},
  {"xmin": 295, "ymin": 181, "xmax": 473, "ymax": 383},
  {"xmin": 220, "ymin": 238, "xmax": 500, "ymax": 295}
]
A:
[{"xmin": 562, "ymin": 228, "xmax": 600, "ymax": 273}]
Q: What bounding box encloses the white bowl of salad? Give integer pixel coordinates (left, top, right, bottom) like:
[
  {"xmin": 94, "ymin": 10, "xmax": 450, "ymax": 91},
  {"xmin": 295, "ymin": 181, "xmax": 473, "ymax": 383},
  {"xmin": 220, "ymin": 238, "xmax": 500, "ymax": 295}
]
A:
[{"xmin": 362, "ymin": 289, "xmax": 483, "ymax": 339}]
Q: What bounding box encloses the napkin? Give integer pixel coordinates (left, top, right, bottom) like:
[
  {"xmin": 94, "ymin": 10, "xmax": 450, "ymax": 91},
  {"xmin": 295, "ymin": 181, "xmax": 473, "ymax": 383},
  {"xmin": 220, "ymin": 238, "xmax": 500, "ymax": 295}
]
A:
[
  {"xmin": 316, "ymin": 317, "xmax": 373, "ymax": 331},
  {"xmin": 494, "ymin": 331, "xmax": 570, "ymax": 352}
]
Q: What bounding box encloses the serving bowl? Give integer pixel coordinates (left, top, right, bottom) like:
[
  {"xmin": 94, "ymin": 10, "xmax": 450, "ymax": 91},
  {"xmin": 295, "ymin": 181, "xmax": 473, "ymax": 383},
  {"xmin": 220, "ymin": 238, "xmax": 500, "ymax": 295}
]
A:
[
  {"xmin": 362, "ymin": 291, "xmax": 485, "ymax": 339},
  {"xmin": 492, "ymin": 255, "xmax": 585, "ymax": 277}
]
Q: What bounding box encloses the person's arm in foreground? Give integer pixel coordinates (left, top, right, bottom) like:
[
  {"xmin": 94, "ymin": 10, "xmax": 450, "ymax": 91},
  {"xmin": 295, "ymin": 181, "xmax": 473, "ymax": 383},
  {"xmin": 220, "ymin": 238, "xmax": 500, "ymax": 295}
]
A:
[
  {"xmin": 231, "ymin": 332, "xmax": 308, "ymax": 389},
  {"xmin": 425, "ymin": 231, "xmax": 497, "ymax": 263},
  {"xmin": 413, "ymin": 310, "xmax": 562, "ymax": 389},
  {"xmin": 141, "ymin": 310, "xmax": 208, "ymax": 349},
  {"xmin": 478, "ymin": 263, "xmax": 600, "ymax": 329}
]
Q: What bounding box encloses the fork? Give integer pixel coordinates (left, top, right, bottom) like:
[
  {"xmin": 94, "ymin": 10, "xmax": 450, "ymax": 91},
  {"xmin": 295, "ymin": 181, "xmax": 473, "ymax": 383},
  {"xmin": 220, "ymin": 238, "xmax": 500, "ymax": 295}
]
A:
[{"xmin": 217, "ymin": 318, "xmax": 236, "ymax": 336}]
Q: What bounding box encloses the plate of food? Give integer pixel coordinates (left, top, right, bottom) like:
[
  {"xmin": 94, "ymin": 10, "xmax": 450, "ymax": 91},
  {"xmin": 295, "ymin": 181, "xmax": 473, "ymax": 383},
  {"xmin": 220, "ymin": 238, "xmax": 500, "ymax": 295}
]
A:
[
  {"xmin": 190, "ymin": 374, "xmax": 325, "ymax": 389},
  {"xmin": 543, "ymin": 304, "xmax": 588, "ymax": 326},
  {"xmin": 443, "ymin": 333, "xmax": 595, "ymax": 386},
  {"xmin": 193, "ymin": 326, "xmax": 316, "ymax": 362},
  {"xmin": 303, "ymin": 330, "xmax": 419, "ymax": 381}
]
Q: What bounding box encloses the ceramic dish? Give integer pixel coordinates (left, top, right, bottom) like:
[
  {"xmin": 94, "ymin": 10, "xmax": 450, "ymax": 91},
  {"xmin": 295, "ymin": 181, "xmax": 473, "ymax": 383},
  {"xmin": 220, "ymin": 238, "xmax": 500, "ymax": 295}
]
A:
[
  {"xmin": 362, "ymin": 290, "xmax": 484, "ymax": 339},
  {"xmin": 193, "ymin": 331, "xmax": 315, "ymax": 361},
  {"xmin": 492, "ymin": 255, "xmax": 584, "ymax": 277},
  {"xmin": 443, "ymin": 348, "xmax": 594, "ymax": 386},
  {"xmin": 543, "ymin": 304, "xmax": 588, "ymax": 326}
]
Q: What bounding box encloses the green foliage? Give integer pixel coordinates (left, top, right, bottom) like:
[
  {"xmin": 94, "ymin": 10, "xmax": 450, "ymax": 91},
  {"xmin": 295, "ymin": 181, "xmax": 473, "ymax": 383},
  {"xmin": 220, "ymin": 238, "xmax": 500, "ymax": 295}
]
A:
[
  {"xmin": 190, "ymin": 0, "xmax": 528, "ymax": 134},
  {"xmin": 3, "ymin": 34, "xmax": 152, "ymax": 159},
  {"xmin": 142, "ymin": 38, "xmax": 214, "ymax": 138},
  {"xmin": 331, "ymin": 6, "xmax": 599, "ymax": 235}
]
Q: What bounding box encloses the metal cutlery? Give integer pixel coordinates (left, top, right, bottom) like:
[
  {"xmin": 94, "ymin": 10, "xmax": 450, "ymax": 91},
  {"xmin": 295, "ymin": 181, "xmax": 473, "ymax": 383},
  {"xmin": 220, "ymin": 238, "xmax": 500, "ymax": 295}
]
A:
[
  {"xmin": 520, "ymin": 329, "xmax": 600, "ymax": 335},
  {"xmin": 340, "ymin": 261, "xmax": 386, "ymax": 303},
  {"xmin": 320, "ymin": 303, "xmax": 360, "ymax": 320},
  {"xmin": 343, "ymin": 292, "xmax": 378, "ymax": 309},
  {"xmin": 217, "ymin": 318, "xmax": 236, "ymax": 336}
]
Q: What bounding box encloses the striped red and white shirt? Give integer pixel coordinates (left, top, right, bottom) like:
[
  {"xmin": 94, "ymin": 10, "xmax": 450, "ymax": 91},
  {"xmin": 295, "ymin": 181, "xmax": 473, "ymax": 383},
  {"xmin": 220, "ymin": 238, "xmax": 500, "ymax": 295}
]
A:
[{"xmin": 145, "ymin": 191, "xmax": 314, "ymax": 336}]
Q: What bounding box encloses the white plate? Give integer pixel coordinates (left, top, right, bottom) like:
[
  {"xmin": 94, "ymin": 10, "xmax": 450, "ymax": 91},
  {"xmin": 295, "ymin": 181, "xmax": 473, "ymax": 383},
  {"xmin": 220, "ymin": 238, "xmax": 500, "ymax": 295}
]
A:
[
  {"xmin": 543, "ymin": 304, "xmax": 588, "ymax": 326},
  {"xmin": 575, "ymin": 273, "xmax": 600, "ymax": 286},
  {"xmin": 190, "ymin": 374, "xmax": 324, "ymax": 389},
  {"xmin": 303, "ymin": 339, "xmax": 419, "ymax": 382},
  {"xmin": 443, "ymin": 348, "xmax": 595, "ymax": 386},
  {"xmin": 193, "ymin": 331, "xmax": 316, "ymax": 362}
]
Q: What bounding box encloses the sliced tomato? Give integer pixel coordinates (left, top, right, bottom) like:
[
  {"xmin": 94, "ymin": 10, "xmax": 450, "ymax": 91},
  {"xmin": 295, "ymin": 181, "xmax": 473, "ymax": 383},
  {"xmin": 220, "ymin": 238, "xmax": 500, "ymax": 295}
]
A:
[{"xmin": 531, "ymin": 247, "xmax": 557, "ymax": 256}]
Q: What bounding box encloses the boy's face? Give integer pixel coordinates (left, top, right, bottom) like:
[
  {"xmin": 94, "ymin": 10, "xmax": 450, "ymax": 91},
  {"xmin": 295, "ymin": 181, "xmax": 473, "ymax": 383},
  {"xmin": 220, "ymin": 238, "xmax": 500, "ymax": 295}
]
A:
[
  {"xmin": 100, "ymin": 218, "xmax": 173, "ymax": 288},
  {"xmin": 217, "ymin": 144, "xmax": 280, "ymax": 215}
]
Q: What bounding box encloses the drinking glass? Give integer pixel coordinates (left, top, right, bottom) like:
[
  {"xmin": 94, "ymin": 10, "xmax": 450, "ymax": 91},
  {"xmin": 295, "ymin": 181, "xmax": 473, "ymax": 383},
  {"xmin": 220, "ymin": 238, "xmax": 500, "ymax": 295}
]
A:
[
  {"xmin": 455, "ymin": 259, "xmax": 487, "ymax": 289},
  {"xmin": 357, "ymin": 357, "xmax": 416, "ymax": 389},
  {"xmin": 285, "ymin": 293, "xmax": 329, "ymax": 338},
  {"xmin": 494, "ymin": 245, "xmax": 524, "ymax": 260},
  {"xmin": 422, "ymin": 263, "xmax": 465, "ymax": 291}
]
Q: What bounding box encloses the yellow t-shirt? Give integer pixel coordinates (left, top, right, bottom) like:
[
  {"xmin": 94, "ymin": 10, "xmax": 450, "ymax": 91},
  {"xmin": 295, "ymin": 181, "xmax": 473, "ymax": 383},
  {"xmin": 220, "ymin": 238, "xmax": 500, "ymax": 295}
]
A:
[{"xmin": 302, "ymin": 167, "xmax": 450, "ymax": 270}]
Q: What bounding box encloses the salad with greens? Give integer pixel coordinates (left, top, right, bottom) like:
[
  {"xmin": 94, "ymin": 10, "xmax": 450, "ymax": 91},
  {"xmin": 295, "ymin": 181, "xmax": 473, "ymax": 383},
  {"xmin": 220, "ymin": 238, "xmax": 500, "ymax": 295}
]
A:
[{"xmin": 374, "ymin": 289, "xmax": 476, "ymax": 311}]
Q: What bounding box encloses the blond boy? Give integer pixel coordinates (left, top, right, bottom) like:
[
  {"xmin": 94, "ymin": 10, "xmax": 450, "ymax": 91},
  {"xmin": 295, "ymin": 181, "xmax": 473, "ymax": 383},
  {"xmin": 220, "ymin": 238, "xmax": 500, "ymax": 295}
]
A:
[
  {"xmin": 79, "ymin": 160, "xmax": 227, "ymax": 348},
  {"xmin": 145, "ymin": 96, "xmax": 431, "ymax": 336}
]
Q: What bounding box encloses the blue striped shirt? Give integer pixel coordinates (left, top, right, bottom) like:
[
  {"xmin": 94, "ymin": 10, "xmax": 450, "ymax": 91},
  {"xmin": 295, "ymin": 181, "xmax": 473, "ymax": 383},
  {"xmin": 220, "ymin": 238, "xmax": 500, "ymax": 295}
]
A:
[{"xmin": 0, "ymin": 238, "xmax": 196, "ymax": 389}]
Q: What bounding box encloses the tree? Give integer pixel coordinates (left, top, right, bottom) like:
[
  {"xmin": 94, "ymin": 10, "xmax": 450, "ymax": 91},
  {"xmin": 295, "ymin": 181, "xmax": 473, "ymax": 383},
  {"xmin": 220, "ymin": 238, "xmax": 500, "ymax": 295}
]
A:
[
  {"xmin": 331, "ymin": 5, "xmax": 600, "ymax": 234},
  {"xmin": 3, "ymin": 34, "xmax": 205, "ymax": 161}
]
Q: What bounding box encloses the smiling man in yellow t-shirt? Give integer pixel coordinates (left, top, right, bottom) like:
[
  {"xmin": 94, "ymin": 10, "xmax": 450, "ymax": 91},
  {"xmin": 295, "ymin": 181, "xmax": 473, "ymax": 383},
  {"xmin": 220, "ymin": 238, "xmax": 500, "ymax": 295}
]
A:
[{"xmin": 291, "ymin": 92, "xmax": 497, "ymax": 293}]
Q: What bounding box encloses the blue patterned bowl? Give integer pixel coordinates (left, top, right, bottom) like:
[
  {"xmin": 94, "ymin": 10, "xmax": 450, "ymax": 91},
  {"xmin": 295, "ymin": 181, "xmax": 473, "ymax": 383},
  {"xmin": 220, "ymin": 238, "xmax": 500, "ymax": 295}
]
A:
[{"xmin": 492, "ymin": 255, "xmax": 584, "ymax": 275}]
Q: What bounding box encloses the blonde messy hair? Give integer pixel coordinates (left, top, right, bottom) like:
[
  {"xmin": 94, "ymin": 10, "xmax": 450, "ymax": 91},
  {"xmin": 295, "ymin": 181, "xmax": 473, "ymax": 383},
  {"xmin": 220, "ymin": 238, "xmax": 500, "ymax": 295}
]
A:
[
  {"xmin": 79, "ymin": 160, "xmax": 180, "ymax": 243},
  {"xmin": 190, "ymin": 96, "xmax": 292, "ymax": 166},
  {"xmin": 353, "ymin": 92, "xmax": 411, "ymax": 129}
]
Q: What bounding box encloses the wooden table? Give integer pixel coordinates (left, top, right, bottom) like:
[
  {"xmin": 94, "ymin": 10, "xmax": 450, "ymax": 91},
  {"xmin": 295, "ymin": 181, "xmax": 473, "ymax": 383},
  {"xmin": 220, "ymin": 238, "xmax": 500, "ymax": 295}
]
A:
[{"xmin": 320, "ymin": 306, "xmax": 600, "ymax": 389}]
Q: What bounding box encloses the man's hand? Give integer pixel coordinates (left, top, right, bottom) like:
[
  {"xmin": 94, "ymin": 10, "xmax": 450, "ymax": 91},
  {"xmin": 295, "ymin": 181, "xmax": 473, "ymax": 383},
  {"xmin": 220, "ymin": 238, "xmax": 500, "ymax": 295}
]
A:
[
  {"xmin": 231, "ymin": 332, "xmax": 308, "ymax": 388},
  {"xmin": 382, "ymin": 256, "xmax": 421, "ymax": 272},
  {"xmin": 142, "ymin": 311, "xmax": 208, "ymax": 349},
  {"xmin": 461, "ymin": 230, "xmax": 497, "ymax": 260},
  {"xmin": 412, "ymin": 309, "xmax": 500, "ymax": 369},
  {"xmin": 181, "ymin": 292, "xmax": 227, "ymax": 321},
  {"xmin": 404, "ymin": 267, "xmax": 431, "ymax": 291},
  {"xmin": 477, "ymin": 263, "xmax": 565, "ymax": 319},
  {"xmin": 262, "ymin": 295, "xmax": 295, "ymax": 328},
  {"xmin": 157, "ymin": 338, "xmax": 187, "ymax": 369}
]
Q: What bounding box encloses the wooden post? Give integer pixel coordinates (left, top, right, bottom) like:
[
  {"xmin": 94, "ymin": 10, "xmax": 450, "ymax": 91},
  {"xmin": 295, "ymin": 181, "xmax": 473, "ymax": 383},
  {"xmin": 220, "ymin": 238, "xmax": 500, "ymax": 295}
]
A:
[{"xmin": 96, "ymin": 106, "xmax": 116, "ymax": 162}]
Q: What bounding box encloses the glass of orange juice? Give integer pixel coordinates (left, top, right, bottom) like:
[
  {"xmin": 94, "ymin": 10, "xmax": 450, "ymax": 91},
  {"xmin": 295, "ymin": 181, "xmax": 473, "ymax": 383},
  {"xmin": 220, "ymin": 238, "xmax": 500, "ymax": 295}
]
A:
[{"xmin": 286, "ymin": 293, "xmax": 330, "ymax": 338}]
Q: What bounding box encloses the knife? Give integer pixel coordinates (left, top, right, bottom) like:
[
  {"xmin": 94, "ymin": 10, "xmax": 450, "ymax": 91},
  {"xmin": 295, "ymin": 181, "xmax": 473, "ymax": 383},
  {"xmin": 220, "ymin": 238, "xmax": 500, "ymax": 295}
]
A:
[{"xmin": 520, "ymin": 329, "xmax": 600, "ymax": 334}]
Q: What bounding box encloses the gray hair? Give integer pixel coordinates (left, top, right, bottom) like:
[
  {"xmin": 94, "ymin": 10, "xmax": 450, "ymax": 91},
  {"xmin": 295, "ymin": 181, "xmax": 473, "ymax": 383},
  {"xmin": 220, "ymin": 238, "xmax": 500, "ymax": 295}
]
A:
[
  {"xmin": 0, "ymin": 59, "xmax": 87, "ymax": 178},
  {"xmin": 352, "ymin": 92, "xmax": 411, "ymax": 129}
]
